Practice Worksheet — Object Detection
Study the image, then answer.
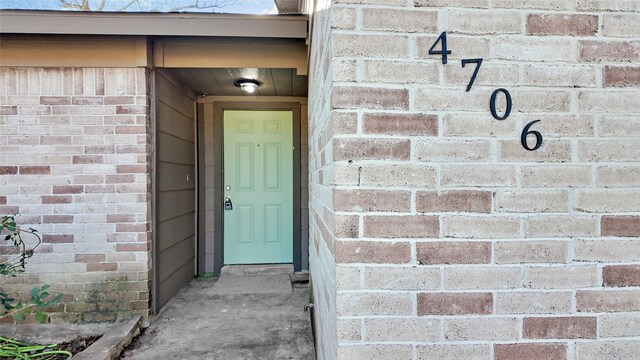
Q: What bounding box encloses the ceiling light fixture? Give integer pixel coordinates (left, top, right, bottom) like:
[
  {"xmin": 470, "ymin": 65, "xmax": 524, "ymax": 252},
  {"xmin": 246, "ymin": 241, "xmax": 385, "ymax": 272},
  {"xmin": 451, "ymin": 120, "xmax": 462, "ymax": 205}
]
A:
[{"xmin": 234, "ymin": 79, "xmax": 262, "ymax": 94}]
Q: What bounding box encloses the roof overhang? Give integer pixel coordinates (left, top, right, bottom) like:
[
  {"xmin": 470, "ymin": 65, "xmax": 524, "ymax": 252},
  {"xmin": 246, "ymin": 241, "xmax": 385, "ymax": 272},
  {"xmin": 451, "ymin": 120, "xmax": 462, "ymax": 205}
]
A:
[
  {"xmin": 274, "ymin": 0, "xmax": 304, "ymax": 14},
  {"xmin": 0, "ymin": 10, "xmax": 308, "ymax": 39}
]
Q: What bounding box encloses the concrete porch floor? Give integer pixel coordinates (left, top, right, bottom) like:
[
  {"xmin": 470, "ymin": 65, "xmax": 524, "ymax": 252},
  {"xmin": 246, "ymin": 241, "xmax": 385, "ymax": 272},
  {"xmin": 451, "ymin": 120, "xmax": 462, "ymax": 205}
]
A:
[{"xmin": 121, "ymin": 272, "xmax": 315, "ymax": 360}]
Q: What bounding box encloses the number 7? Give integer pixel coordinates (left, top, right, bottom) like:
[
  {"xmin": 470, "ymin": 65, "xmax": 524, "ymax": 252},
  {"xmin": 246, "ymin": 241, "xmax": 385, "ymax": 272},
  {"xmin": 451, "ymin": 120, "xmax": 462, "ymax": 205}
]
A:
[{"xmin": 461, "ymin": 58, "xmax": 483, "ymax": 92}]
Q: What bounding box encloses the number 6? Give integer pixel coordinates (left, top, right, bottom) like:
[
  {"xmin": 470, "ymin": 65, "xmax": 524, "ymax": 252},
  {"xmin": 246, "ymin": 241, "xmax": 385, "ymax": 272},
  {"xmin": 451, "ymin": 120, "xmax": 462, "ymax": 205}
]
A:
[{"xmin": 521, "ymin": 120, "xmax": 543, "ymax": 151}]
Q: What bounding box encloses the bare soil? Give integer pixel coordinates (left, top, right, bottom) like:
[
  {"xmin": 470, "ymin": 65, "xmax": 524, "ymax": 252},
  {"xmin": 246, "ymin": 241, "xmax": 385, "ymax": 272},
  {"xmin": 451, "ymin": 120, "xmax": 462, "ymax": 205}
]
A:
[
  {"xmin": 118, "ymin": 328, "xmax": 147, "ymax": 359},
  {"xmin": 48, "ymin": 335, "xmax": 101, "ymax": 359}
]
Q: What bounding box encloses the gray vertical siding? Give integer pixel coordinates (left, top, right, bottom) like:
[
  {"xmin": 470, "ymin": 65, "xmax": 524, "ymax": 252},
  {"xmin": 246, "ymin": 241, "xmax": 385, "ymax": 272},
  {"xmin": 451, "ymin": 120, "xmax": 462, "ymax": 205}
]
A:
[{"xmin": 155, "ymin": 71, "xmax": 196, "ymax": 310}]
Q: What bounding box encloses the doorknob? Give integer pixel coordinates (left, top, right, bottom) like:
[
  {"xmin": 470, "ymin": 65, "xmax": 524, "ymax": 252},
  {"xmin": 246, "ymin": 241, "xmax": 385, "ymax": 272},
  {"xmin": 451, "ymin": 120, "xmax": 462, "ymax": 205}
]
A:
[{"xmin": 224, "ymin": 196, "xmax": 233, "ymax": 211}]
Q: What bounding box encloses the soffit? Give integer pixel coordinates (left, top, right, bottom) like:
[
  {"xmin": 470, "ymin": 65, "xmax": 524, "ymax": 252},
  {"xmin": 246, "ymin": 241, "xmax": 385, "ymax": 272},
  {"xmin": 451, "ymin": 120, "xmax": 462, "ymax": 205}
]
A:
[{"xmin": 166, "ymin": 68, "xmax": 308, "ymax": 97}]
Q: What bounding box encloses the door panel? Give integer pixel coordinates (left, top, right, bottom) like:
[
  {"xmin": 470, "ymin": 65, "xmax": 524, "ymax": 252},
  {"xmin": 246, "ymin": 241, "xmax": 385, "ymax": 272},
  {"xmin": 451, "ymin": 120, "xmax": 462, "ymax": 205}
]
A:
[
  {"xmin": 236, "ymin": 143, "xmax": 254, "ymax": 190},
  {"xmin": 264, "ymin": 143, "xmax": 282, "ymax": 190},
  {"xmin": 223, "ymin": 110, "xmax": 293, "ymax": 264},
  {"xmin": 264, "ymin": 204, "xmax": 282, "ymax": 244}
]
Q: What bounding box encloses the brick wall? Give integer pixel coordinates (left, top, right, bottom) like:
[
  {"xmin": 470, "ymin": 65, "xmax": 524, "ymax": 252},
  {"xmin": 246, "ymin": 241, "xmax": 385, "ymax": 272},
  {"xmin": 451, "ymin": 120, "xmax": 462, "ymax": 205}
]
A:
[
  {"xmin": 0, "ymin": 67, "xmax": 151, "ymax": 322},
  {"xmin": 308, "ymin": 0, "xmax": 640, "ymax": 358},
  {"xmin": 309, "ymin": 0, "xmax": 339, "ymax": 357}
]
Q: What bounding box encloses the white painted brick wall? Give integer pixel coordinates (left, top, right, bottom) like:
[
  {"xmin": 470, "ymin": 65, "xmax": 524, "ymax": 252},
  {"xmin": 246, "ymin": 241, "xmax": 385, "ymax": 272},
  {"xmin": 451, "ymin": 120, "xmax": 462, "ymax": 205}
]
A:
[{"xmin": 0, "ymin": 67, "xmax": 151, "ymax": 323}]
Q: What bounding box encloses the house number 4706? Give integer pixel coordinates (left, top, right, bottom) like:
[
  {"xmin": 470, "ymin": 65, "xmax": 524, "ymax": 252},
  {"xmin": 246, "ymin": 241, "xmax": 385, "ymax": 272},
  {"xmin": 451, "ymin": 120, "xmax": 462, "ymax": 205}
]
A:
[{"xmin": 428, "ymin": 32, "xmax": 543, "ymax": 151}]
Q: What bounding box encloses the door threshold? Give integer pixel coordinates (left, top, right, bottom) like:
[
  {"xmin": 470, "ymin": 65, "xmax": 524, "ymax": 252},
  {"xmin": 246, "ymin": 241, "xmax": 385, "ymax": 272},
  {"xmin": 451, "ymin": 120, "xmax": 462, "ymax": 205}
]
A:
[{"xmin": 221, "ymin": 264, "xmax": 294, "ymax": 276}]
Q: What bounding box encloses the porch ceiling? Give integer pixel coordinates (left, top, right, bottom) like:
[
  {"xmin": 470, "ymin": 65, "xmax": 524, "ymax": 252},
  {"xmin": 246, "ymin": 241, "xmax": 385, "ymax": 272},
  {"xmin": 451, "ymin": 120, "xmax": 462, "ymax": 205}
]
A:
[{"xmin": 167, "ymin": 68, "xmax": 308, "ymax": 97}]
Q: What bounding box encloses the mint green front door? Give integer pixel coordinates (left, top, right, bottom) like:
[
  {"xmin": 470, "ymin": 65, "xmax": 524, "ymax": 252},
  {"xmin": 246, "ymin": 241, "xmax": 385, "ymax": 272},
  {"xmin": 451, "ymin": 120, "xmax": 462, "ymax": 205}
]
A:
[{"xmin": 223, "ymin": 110, "xmax": 293, "ymax": 264}]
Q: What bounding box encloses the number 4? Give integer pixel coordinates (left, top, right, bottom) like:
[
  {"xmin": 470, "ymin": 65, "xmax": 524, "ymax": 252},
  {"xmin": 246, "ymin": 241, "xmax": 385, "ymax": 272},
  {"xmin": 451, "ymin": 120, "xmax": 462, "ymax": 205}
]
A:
[{"xmin": 429, "ymin": 32, "xmax": 452, "ymax": 64}]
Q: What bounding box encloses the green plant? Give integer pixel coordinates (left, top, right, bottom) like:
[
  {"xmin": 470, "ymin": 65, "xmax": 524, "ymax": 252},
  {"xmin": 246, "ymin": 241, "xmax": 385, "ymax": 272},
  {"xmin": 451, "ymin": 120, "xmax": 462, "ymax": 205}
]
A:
[{"xmin": 1, "ymin": 215, "xmax": 62, "ymax": 324}]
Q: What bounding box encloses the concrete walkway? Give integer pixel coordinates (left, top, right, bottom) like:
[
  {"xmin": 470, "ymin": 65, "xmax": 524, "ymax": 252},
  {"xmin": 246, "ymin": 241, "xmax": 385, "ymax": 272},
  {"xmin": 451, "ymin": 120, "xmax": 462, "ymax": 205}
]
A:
[{"xmin": 120, "ymin": 273, "xmax": 315, "ymax": 360}]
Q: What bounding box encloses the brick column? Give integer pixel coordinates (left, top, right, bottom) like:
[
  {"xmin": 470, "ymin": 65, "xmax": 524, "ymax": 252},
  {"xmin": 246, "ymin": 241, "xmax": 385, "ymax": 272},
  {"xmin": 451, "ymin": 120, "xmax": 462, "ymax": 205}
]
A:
[{"xmin": 308, "ymin": 0, "xmax": 340, "ymax": 356}]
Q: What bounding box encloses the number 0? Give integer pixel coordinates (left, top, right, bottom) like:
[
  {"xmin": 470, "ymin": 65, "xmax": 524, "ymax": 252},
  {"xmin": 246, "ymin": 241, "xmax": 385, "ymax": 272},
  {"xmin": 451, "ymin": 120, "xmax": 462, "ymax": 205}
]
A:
[{"xmin": 490, "ymin": 88, "xmax": 512, "ymax": 120}]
